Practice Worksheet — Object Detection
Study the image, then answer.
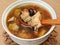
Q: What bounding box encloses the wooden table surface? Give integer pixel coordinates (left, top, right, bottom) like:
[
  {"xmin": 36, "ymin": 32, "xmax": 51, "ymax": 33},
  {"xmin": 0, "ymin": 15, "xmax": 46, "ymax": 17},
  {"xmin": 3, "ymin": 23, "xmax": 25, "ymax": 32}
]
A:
[{"xmin": 0, "ymin": 0, "xmax": 60, "ymax": 45}]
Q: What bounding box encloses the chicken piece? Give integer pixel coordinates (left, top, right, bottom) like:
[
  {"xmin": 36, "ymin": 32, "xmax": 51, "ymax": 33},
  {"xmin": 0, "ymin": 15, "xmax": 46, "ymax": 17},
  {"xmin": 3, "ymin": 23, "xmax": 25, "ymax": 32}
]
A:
[
  {"xmin": 25, "ymin": 16, "xmax": 31, "ymax": 22},
  {"xmin": 17, "ymin": 29, "xmax": 33, "ymax": 39},
  {"xmin": 29, "ymin": 11, "xmax": 42, "ymax": 29},
  {"xmin": 14, "ymin": 8, "xmax": 21, "ymax": 17},
  {"xmin": 8, "ymin": 17, "xmax": 15, "ymax": 22},
  {"xmin": 20, "ymin": 9, "xmax": 31, "ymax": 22},
  {"xmin": 8, "ymin": 23, "xmax": 19, "ymax": 31}
]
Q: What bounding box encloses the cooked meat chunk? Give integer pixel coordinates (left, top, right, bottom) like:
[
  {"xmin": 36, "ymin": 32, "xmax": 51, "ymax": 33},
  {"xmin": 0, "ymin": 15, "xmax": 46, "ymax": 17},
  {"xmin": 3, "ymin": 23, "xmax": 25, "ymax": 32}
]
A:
[
  {"xmin": 29, "ymin": 11, "xmax": 42, "ymax": 30},
  {"xmin": 8, "ymin": 17, "xmax": 15, "ymax": 22},
  {"xmin": 21, "ymin": 9, "xmax": 31, "ymax": 22},
  {"xmin": 21, "ymin": 10, "xmax": 42, "ymax": 31},
  {"xmin": 31, "ymin": 11, "xmax": 41, "ymax": 26},
  {"xmin": 8, "ymin": 23, "xmax": 19, "ymax": 31},
  {"xmin": 14, "ymin": 8, "xmax": 21, "ymax": 17},
  {"xmin": 38, "ymin": 29, "xmax": 46, "ymax": 37}
]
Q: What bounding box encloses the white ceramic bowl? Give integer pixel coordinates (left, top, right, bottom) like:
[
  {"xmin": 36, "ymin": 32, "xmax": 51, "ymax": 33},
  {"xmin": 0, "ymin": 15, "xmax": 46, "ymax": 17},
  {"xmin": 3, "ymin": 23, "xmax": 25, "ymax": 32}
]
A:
[{"xmin": 2, "ymin": 0, "xmax": 57, "ymax": 45}]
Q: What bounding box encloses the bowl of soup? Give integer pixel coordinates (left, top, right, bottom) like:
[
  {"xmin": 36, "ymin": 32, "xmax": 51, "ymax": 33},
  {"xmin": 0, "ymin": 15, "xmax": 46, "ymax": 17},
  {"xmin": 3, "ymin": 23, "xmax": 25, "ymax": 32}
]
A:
[{"xmin": 2, "ymin": 0, "xmax": 57, "ymax": 45}]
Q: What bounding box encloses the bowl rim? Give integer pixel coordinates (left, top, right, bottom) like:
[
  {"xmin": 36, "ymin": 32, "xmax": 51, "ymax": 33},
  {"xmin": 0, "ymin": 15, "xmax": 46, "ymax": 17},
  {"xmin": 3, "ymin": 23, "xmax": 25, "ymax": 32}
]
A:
[{"xmin": 2, "ymin": 0, "xmax": 57, "ymax": 41}]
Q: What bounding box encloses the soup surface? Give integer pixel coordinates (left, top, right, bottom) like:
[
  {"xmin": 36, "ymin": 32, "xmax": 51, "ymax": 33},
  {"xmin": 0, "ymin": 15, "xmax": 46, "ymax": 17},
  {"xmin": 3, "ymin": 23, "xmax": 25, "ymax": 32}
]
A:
[{"xmin": 6, "ymin": 4, "xmax": 51, "ymax": 39}]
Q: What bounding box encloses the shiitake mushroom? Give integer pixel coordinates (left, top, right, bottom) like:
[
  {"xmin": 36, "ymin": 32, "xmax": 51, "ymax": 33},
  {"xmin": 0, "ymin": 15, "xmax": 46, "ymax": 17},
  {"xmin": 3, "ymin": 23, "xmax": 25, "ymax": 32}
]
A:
[{"xmin": 29, "ymin": 8, "xmax": 36, "ymax": 16}]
